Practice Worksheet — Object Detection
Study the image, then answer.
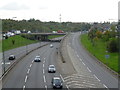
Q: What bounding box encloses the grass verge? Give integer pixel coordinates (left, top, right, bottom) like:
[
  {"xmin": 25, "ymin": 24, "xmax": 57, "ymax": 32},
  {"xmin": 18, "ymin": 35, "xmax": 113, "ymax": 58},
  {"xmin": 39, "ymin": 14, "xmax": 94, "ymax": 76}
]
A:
[
  {"xmin": 48, "ymin": 35, "xmax": 64, "ymax": 39},
  {"xmin": 2, "ymin": 35, "xmax": 38, "ymax": 51},
  {"xmin": 80, "ymin": 34, "xmax": 118, "ymax": 72}
]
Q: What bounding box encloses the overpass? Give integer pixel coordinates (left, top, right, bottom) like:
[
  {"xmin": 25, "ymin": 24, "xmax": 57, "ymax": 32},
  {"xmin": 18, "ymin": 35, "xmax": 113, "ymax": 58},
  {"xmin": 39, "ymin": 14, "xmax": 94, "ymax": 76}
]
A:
[{"xmin": 21, "ymin": 33, "xmax": 66, "ymax": 41}]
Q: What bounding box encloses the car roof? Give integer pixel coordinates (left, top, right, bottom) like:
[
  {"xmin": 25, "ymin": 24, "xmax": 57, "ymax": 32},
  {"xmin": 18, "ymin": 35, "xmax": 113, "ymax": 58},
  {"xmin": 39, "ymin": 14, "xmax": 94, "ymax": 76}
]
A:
[
  {"xmin": 10, "ymin": 55, "xmax": 14, "ymax": 56},
  {"xmin": 49, "ymin": 65, "xmax": 54, "ymax": 66},
  {"xmin": 53, "ymin": 77, "xmax": 60, "ymax": 79}
]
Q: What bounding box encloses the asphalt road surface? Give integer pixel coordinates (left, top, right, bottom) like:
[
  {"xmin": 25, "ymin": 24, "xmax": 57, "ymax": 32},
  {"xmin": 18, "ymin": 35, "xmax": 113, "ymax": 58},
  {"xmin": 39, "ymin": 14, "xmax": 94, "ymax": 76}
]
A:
[
  {"xmin": 2, "ymin": 42, "xmax": 67, "ymax": 89},
  {"xmin": 67, "ymin": 32, "xmax": 118, "ymax": 88},
  {"xmin": 1, "ymin": 42, "xmax": 49, "ymax": 73}
]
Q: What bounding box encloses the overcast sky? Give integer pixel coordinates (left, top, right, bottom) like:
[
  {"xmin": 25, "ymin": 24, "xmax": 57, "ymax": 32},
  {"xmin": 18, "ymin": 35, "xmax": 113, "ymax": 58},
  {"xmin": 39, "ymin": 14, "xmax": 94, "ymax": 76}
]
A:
[{"xmin": 0, "ymin": 0, "xmax": 119, "ymax": 22}]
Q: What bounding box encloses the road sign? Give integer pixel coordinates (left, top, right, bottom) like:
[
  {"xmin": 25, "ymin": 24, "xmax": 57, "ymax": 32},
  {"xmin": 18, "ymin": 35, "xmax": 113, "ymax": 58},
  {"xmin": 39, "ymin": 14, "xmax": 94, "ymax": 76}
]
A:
[{"xmin": 105, "ymin": 55, "xmax": 110, "ymax": 59}]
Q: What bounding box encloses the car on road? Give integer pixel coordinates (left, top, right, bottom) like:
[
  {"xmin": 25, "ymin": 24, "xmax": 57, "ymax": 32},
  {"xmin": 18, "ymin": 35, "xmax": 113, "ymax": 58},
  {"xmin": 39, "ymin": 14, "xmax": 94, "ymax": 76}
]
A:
[
  {"xmin": 48, "ymin": 65, "xmax": 56, "ymax": 73},
  {"xmin": 50, "ymin": 44, "xmax": 53, "ymax": 48},
  {"xmin": 9, "ymin": 55, "xmax": 15, "ymax": 60},
  {"xmin": 35, "ymin": 56, "xmax": 40, "ymax": 59},
  {"xmin": 34, "ymin": 57, "xmax": 41, "ymax": 62},
  {"xmin": 51, "ymin": 77, "xmax": 63, "ymax": 89}
]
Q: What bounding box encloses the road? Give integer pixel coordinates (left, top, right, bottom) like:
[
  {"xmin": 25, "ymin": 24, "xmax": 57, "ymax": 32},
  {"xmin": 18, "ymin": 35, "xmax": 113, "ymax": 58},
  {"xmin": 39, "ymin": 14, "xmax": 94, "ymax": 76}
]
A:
[
  {"xmin": 2, "ymin": 42, "xmax": 67, "ymax": 89},
  {"xmin": 1, "ymin": 42, "xmax": 49, "ymax": 73},
  {"xmin": 66, "ymin": 32, "xmax": 118, "ymax": 88}
]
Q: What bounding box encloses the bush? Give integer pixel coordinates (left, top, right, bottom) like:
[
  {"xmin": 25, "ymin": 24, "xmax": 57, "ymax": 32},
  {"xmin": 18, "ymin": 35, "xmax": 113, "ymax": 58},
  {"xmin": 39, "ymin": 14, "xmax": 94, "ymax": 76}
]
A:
[{"xmin": 107, "ymin": 38, "xmax": 118, "ymax": 52}]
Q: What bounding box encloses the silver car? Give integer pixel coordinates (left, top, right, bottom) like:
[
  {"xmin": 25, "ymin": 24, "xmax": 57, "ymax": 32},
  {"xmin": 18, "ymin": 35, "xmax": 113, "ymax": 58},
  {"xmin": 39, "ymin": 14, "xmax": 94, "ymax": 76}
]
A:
[{"xmin": 48, "ymin": 65, "xmax": 56, "ymax": 73}]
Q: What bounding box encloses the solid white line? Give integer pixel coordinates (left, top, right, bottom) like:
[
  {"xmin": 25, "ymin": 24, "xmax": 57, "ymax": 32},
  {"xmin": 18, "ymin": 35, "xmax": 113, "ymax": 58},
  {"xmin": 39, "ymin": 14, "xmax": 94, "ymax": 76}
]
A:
[
  {"xmin": 27, "ymin": 69, "xmax": 30, "ymax": 74},
  {"xmin": 23, "ymin": 85, "xmax": 26, "ymax": 90},
  {"xmin": 87, "ymin": 67, "xmax": 91, "ymax": 72},
  {"xmin": 43, "ymin": 75, "xmax": 46, "ymax": 83},
  {"xmin": 24, "ymin": 76, "xmax": 28, "ymax": 83},
  {"xmin": 30, "ymin": 64, "xmax": 32, "ymax": 67},
  {"xmin": 103, "ymin": 84, "xmax": 108, "ymax": 88},
  {"xmin": 43, "ymin": 64, "xmax": 44, "ymax": 68},
  {"xmin": 60, "ymin": 74, "xmax": 64, "ymax": 82},
  {"xmin": 94, "ymin": 75, "xmax": 100, "ymax": 82},
  {"xmin": 43, "ymin": 69, "xmax": 45, "ymax": 74},
  {"xmin": 82, "ymin": 62, "xmax": 85, "ymax": 66}
]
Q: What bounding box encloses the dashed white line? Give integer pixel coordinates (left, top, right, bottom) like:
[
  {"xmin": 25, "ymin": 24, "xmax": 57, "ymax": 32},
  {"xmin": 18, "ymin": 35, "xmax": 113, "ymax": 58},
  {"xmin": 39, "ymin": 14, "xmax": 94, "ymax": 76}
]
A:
[
  {"xmin": 45, "ymin": 85, "xmax": 47, "ymax": 89},
  {"xmin": 87, "ymin": 67, "xmax": 91, "ymax": 72},
  {"xmin": 82, "ymin": 62, "xmax": 85, "ymax": 66},
  {"xmin": 77, "ymin": 55, "xmax": 79, "ymax": 58},
  {"xmin": 43, "ymin": 75, "xmax": 46, "ymax": 83},
  {"xmin": 94, "ymin": 75, "xmax": 100, "ymax": 82},
  {"xmin": 44, "ymin": 58, "xmax": 46, "ymax": 60},
  {"xmin": 43, "ymin": 61, "xmax": 45, "ymax": 63},
  {"xmin": 32, "ymin": 60, "xmax": 34, "ymax": 63},
  {"xmin": 103, "ymin": 84, "xmax": 108, "ymax": 88},
  {"xmin": 27, "ymin": 69, "xmax": 30, "ymax": 74},
  {"xmin": 30, "ymin": 64, "xmax": 32, "ymax": 67},
  {"xmin": 43, "ymin": 69, "xmax": 45, "ymax": 74},
  {"xmin": 79, "ymin": 58, "xmax": 82, "ymax": 61},
  {"xmin": 60, "ymin": 74, "xmax": 64, "ymax": 82},
  {"xmin": 23, "ymin": 85, "xmax": 26, "ymax": 90},
  {"xmin": 43, "ymin": 64, "xmax": 44, "ymax": 68},
  {"xmin": 24, "ymin": 76, "xmax": 28, "ymax": 83}
]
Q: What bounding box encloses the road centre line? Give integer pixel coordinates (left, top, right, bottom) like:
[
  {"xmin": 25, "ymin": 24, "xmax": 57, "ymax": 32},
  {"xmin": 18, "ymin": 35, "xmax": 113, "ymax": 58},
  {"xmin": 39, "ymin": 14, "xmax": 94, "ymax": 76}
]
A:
[
  {"xmin": 27, "ymin": 69, "xmax": 30, "ymax": 74},
  {"xmin": 87, "ymin": 67, "xmax": 91, "ymax": 72},
  {"xmin": 32, "ymin": 60, "xmax": 34, "ymax": 63},
  {"xmin": 30, "ymin": 64, "xmax": 32, "ymax": 67},
  {"xmin": 94, "ymin": 75, "xmax": 100, "ymax": 82},
  {"xmin": 79, "ymin": 58, "xmax": 82, "ymax": 61},
  {"xmin": 77, "ymin": 55, "xmax": 79, "ymax": 58},
  {"xmin": 60, "ymin": 74, "xmax": 64, "ymax": 82},
  {"xmin": 43, "ymin": 64, "xmax": 44, "ymax": 68},
  {"xmin": 45, "ymin": 85, "xmax": 47, "ymax": 89},
  {"xmin": 43, "ymin": 75, "xmax": 46, "ymax": 83},
  {"xmin": 24, "ymin": 76, "xmax": 28, "ymax": 83},
  {"xmin": 23, "ymin": 85, "xmax": 26, "ymax": 90},
  {"xmin": 43, "ymin": 69, "xmax": 45, "ymax": 74}
]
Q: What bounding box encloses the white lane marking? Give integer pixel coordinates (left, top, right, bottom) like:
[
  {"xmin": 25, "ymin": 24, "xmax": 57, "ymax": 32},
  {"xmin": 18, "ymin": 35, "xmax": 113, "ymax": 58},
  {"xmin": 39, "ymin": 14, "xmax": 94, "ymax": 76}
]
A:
[
  {"xmin": 94, "ymin": 75, "xmax": 100, "ymax": 82},
  {"xmin": 43, "ymin": 64, "xmax": 44, "ymax": 68},
  {"xmin": 23, "ymin": 85, "xmax": 26, "ymax": 90},
  {"xmin": 30, "ymin": 64, "xmax": 32, "ymax": 67},
  {"xmin": 44, "ymin": 58, "xmax": 46, "ymax": 60},
  {"xmin": 87, "ymin": 67, "xmax": 91, "ymax": 72},
  {"xmin": 43, "ymin": 61, "xmax": 45, "ymax": 63},
  {"xmin": 2, "ymin": 62, "xmax": 11, "ymax": 64},
  {"xmin": 43, "ymin": 75, "xmax": 46, "ymax": 83},
  {"xmin": 24, "ymin": 76, "xmax": 28, "ymax": 83},
  {"xmin": 27, "ymin": 69, "xmax": 30, "ymax": 74},
  {"xmin": 45, "ymin": 85, "xmax": 47, "ymax": 89},
  {"xmin": 77, "ymin": 55, "xmax": 79, "ymax": 58},
  {"xmin": 66, "ymin": 85, "xmax": 69, "ymax": 90},
  {"xmin": 82, "ymin": 62, "xmax": 85, "ymax": 66},
  {"xmin": 43, "ymin": 69, "xmax": 45, "ymax": 74},
  {"xmin": 103, "ymin": 84, "xmax": 108, "ymax": 88},
  {"xmin": 32, "ymin": 60, "xmax": 34, "ymax": 63},
  {"xmin": 79, "ymin": 58, "xmax": 82, "ymax": 61},
  {"xmin": 60, "ymin": 74, "xmax": 64, "ymax": 82}
]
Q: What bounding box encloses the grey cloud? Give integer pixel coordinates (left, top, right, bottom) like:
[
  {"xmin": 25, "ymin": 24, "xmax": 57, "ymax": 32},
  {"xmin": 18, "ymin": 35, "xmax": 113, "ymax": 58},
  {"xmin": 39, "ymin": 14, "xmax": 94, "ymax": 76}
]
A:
[{"xmin": 0, "ymin": 2, "xmax": 29, "ymax": 10}]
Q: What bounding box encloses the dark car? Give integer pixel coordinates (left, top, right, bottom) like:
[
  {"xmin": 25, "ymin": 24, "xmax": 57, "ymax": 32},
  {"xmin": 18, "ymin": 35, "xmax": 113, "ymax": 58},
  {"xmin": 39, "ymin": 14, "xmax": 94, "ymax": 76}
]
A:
[
  {"xmin": 9, "ymin": 55, "xmax": 15, "ymax": 60},
  {"xmin": 51, "ymin": 77, "xmax": 63, "ymax": 89}
]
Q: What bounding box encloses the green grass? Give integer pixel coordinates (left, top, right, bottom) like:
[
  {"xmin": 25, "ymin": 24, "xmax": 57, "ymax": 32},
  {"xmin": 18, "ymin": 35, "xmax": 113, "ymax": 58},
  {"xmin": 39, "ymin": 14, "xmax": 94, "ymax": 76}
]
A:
[
  {"xmin": 48, "ymin": 35, "xmax": 64, "ymax": 39},
  {"xmin": 80, "ymin": 34, "xmax": 118, "ymax": 72},
  {"xmin": 2, "ymin": 35, "xmax": 38, "ymax": 51}
]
